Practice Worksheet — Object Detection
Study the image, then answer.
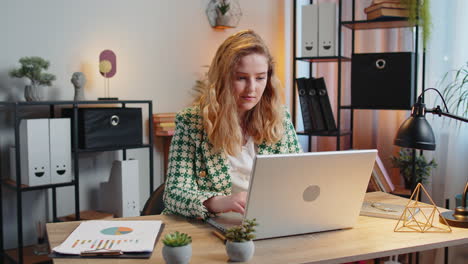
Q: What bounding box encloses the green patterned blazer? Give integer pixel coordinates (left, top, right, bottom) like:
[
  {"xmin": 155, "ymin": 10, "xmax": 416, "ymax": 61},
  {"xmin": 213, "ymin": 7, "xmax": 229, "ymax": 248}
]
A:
[{"xmin": 162, "ymin": 106, "xmax": 302, "ymax": 219}]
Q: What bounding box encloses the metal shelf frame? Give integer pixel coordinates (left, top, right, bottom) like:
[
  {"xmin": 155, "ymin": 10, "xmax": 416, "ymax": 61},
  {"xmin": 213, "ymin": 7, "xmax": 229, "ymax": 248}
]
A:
[
  {"xmin": 292, "ymin": 0, "xmax": 424, "ymax": 152},
  {"xmin": 0, "ymin": 100, "xmax": 154, "ymax": 264}
]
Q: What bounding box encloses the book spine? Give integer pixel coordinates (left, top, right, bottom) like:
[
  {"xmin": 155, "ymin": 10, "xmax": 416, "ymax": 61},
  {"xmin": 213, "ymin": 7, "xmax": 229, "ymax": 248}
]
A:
[
  {"xmin": 314, "ymin": 78, "xmax": 337, "ymax": 131},
  {"xmin": 306, "ymin": 78, "xmax": 326, "ymax": 131},
  {"xmin": 296, "ymin": 78, "xmax": 314, "ymax": 131}
]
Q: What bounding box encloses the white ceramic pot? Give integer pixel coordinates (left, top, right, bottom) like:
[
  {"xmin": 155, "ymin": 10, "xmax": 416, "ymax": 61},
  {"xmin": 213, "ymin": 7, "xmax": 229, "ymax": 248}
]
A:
[
  {"xmin": 162, "ymin": 244, "xmax": 192, "ymax": 264},
  {"xmin": 215, "ymin": 14, "xmax": 234, "ymax": 27},
  {"xmin": 225, "ymin": 240, "xmax": 255, "ymax": 262}
]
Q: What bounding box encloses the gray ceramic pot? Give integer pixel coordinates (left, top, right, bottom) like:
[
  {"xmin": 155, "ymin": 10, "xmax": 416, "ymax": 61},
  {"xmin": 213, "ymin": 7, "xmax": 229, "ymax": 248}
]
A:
[
  {"xmin": 162, "ymin": 244, "xmax": 192, "ymax": 264},
  {"xmin": 24, "ymin": 85, "xmax": 43, "ymax": 101},
  {"xmin": 225, "ymin": 240, "xmax": 255, "ymax": 262}
]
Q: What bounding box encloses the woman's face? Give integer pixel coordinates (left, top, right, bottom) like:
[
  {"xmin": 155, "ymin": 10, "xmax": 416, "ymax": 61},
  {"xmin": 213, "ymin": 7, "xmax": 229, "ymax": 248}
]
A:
[{"xmin": 232, "ymin": 53, "xmax": 269, "ymax": 118}]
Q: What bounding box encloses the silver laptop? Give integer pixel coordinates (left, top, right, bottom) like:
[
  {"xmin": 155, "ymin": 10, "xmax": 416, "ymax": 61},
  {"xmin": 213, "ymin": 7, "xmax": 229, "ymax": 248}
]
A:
[{"xmin": 207, "ymin": 149, "xmax": 377, "ymax": 240}]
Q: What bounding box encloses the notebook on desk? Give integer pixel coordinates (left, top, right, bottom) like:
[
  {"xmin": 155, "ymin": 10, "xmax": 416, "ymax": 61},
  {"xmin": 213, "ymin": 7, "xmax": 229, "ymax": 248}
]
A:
[{"xmin": 207, "ymin": 149, "xmax": 377, "ymax": 240}]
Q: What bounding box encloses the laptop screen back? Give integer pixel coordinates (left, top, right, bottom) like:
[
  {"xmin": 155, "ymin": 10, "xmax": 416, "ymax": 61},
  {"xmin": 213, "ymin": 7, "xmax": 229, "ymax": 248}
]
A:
[{"xmin": 244, "ymin": 149, "xmax": 377, "ymax": 239}]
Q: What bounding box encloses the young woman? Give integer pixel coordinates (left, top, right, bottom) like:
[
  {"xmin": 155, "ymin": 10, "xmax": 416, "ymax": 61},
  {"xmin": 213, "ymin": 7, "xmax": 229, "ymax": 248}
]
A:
[{"xmin": 162, "ymin": 30, "xmax": 302, "ymax": 219}]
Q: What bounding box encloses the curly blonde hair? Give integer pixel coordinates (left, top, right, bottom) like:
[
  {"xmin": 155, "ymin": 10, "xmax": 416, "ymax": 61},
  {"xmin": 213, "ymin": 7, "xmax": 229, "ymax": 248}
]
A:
[{"xmin": 195, "ymin": 30, "xmax": 284, "ymax": 156}]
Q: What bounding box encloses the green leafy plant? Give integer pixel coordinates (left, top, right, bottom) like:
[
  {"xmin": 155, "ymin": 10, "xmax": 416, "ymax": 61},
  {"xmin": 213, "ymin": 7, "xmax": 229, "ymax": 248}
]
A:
[
  {"xmin": 162, "ymin": 231, "xmax": 192, "ymax": 247},
  {"xmin": 401, "ymin": 0, "xmax": 431, "ymax": 49},
  {"xmin": 437, "ymin": 62, "xmax": 468, "ymax": 118},
  {"xmin": 9, "ymin": 56, "xmax": 56, "ymax": 86},
  {"xmin": 390, "ymin": 148, "xmax": 437, "ymax": 189},
  {"xmin": 217, "ymin": 0, "xmax": 230, "ymax": 15},
  {"xmin": 225, "ymin": 218, "xmax": 258, "ymax": 242}
]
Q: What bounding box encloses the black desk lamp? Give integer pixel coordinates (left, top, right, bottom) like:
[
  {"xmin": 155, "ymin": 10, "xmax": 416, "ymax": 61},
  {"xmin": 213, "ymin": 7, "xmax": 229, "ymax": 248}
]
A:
[{"xmin": 394, "ymin": 88, "xmax": 468, "ymax": 228}]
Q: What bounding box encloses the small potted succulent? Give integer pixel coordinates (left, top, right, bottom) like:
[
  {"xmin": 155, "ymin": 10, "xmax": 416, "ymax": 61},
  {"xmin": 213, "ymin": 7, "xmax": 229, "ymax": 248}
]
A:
[
  {"xmin": 225, "ymin": 218, "xmax": 258, "ymax": 262},
  {"xmin": 162, "ymin": 231, "xmax": 192, "ymax": 264},
  {"xmin": 9, "ymin": 56, "xmax": 56, "ymax": 101}
]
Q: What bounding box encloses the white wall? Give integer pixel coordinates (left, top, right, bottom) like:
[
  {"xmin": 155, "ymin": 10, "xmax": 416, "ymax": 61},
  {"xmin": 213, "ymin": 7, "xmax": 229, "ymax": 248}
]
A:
[{"xmin": 0, "ymin": 0, "xmax": 289, "ymax": 248}]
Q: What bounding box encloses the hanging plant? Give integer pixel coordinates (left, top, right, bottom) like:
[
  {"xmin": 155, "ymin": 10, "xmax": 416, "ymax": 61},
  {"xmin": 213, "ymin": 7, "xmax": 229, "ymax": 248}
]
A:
[{"xmin": 401, "ymin": 0, "xmax": 432, "ymax": 49}]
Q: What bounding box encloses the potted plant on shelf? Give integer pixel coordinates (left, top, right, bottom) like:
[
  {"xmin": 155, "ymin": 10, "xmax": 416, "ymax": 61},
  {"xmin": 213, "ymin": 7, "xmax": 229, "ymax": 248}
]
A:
[
  {"xmin": 162, "ymin": 231, "xmax": 192, "ymax": 264},
  {"xmin": 225, "ymin": 218, "xmax": 258, "ymax": 262},
  {"xmin": 390, "ymin": 148, "xmax": 437, "ymax": 190},
  {"xmin": 9, "ymin": 56, "xmax": 56, "ymax": 102}
]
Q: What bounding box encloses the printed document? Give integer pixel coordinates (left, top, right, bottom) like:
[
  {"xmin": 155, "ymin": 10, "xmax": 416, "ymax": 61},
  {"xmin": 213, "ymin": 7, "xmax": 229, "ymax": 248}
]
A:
[{"xmin": 52, "ymin": 220, "xmax": 162, "ymax": 255}]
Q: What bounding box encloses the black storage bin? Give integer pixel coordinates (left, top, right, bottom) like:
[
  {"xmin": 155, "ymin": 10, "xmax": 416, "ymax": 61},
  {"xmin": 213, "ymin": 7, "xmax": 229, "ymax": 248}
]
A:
[
  {"xmin": 63, "ymin": 108, "xmax": 142, "ymax": 149},
  {"xmin": 351, "ymin": 52, "xmax": 415, "ymax": 110}
]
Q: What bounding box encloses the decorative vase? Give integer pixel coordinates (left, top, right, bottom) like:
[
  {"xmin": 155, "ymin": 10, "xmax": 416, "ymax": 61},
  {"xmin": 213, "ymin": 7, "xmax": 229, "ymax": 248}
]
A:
[
  {"xmin": 206, "ymin": 0, "xmax": 242, "ymax": 28},
  {"xmin": 24, "ymin": 85, "xmax": 43, "ymax": 102},
  {"xmin": 162, "ymin": 244, "xmax": 192, "ymax": 264},
  {"xmin": 215, "ymin": 14, "xmax": 233, "ymax": 27},
  {"xmin": 225, "ymin": 240, "xmax": 255, "ymax": 262}
]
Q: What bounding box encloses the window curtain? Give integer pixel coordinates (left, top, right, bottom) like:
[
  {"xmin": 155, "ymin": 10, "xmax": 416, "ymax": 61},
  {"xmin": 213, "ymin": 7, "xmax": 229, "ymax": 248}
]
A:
[{"xmin": 422, "ymin": 1, "xmax": 468, "ymax": 262}]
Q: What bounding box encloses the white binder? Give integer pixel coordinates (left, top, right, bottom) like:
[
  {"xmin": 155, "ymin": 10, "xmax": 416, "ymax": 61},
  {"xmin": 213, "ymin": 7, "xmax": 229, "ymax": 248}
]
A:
[
  {"xmin": 318, "ymin": 2, "xmax": 337, "ymax": 57},
  {"xmin": 18, "ymin": 119, "xmax": 51, "ymax": 186},
  {"xmin": 301, "ymin": 4, "xmax": 318, "ymax": 57},
  {"xmin": 100, "ymin": 160, "xmax": 140, "ymax": 217},
  {"xmin": 49, "ymin": 118, "xmax": 72, "ymax": 184}
]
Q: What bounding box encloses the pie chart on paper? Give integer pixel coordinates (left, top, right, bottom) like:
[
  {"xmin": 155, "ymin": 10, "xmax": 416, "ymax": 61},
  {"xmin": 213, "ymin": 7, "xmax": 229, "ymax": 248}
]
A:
[{"xmin": 100, "ymin": 227, "xmax": 133, "ymax": 235}]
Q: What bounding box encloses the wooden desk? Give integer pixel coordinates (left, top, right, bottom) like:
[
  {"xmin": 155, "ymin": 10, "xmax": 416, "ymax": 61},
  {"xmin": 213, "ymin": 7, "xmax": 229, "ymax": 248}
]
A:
[{"xmin": 47, "ymin": 192, "xmax": 468, "ymax": 264}]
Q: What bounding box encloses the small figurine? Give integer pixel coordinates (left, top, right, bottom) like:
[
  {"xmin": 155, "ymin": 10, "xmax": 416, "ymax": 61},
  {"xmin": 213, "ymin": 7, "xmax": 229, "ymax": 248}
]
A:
[{"xmin": 71, "ymin": 72, "xmax": 86, "ymax": 101}]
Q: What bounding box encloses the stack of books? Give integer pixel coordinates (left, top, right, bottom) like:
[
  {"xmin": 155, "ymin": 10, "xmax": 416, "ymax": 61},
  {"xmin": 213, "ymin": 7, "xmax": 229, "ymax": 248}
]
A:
[
  {"xmin": 364, "ymin": 0, "xmax": 409, "ymax": 21},
  {"xmin": 153, "ymin": 113, "xmax": 176, "ymax": 136}
]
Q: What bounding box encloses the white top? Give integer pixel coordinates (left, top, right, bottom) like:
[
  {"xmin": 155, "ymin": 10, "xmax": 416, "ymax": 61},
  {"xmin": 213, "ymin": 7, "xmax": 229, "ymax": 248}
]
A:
[{"xmin": 227, "ymin": 137, "xmax": 256, "ymax": 194}]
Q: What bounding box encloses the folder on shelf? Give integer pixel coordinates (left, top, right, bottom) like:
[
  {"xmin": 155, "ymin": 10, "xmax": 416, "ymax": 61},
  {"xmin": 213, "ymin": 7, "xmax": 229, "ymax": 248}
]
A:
[
  {"xmin": 296, "ymin": 78, "xmax": 313, "ymax": 131},
  {"xmin": 296, "ymin": 78, "xmax": 327, "ymax": 132},
  {"xmin": 318, "ymin": 2, "xmax": 337, "ymax": 57},
  {"xmin": 314, "ymin": 78, "xmax": 337, "ymax": 131},
  {"xmin": 301, "ymin": 4, "xmax": 318, "ymax": 57},
  {"xmin": 306, "ymin": 78, "xmax": 327, "ymax": 131},
  {"xmin": 50, "ymin": 220, "xmax": 164, "ymax": 259}
]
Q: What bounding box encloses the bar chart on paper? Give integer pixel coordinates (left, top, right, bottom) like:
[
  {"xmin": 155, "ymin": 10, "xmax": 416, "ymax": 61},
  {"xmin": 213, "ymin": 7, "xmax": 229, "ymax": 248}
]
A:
[{"xmin": 52, "ymin": 220, "xmax": 162, "ymax": 255}]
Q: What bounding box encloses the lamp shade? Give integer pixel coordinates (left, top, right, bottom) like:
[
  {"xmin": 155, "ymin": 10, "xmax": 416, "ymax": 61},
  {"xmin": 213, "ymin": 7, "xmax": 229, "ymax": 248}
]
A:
[{"xmin": 394, "ymin": 115, "xmax": 436, "ymax": 150}]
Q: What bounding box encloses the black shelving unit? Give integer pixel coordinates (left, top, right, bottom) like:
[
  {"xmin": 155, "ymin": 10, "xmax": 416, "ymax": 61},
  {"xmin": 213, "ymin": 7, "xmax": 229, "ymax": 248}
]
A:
[
  {"xmin": 0, "ymin": 100, "xmax": 154, "ymax": 264},
  {"xmin": 292, "ymin": 0, "xmax": 424, "ymax": 152}
]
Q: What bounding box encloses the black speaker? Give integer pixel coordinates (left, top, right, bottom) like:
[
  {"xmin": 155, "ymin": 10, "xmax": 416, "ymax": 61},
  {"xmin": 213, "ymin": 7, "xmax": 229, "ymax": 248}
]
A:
[{"xmin": 351, "ymin": 52, "xmax": 415, "ymax": 110}]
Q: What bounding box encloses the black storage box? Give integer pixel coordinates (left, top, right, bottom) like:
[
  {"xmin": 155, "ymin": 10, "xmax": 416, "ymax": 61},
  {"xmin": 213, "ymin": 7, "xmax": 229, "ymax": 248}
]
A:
[
  {"xmin": 62, "ymin": 108, "xmax": 142, "ymax": 149},
  {"xmin": 351, "ymin": 52, "xmax": 415, "ymax": 110}
]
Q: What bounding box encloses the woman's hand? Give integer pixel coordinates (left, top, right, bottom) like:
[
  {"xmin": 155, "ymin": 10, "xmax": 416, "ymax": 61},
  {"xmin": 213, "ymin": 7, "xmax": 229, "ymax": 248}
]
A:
[{"xmin": 203, "ymin": 192, "xmax": 247, "ymax": 215}]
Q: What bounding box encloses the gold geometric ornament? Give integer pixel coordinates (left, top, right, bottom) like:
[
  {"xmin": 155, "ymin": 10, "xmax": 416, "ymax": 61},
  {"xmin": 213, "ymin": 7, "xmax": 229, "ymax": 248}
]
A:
[{"xmin": 394, "ymin": 183, "xmax": 452, "ymax": 233}]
